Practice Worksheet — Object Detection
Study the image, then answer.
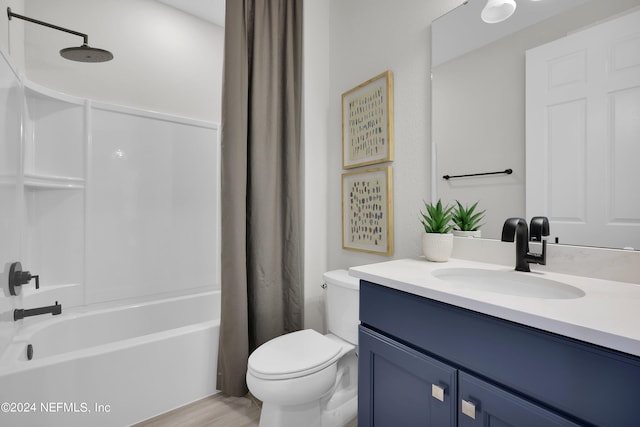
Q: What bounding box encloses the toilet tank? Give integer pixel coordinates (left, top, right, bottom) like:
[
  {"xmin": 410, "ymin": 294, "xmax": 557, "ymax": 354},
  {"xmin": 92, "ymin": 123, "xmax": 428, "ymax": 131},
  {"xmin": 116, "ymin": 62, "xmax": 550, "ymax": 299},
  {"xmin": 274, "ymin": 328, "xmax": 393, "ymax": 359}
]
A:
[{"xmin": 323, "ymin": 269, "xmax": 360, "ymax": 345}]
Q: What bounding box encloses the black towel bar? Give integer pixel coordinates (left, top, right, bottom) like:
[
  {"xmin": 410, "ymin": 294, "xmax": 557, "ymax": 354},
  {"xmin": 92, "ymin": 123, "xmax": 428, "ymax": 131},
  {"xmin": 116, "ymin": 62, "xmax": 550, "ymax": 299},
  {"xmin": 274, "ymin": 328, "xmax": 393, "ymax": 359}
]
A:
[{"xmin": 443, "ymin": 168, "xmax": 512, "ymax": 180}]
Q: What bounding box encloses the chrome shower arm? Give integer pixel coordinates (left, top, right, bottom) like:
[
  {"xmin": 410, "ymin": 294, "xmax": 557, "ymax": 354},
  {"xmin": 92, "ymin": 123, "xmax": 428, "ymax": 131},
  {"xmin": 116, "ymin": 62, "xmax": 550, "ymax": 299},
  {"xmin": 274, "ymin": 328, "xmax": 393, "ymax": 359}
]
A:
[{"xmin": 7, "ymin": 7, "xmax": 89, "ymax": 46}]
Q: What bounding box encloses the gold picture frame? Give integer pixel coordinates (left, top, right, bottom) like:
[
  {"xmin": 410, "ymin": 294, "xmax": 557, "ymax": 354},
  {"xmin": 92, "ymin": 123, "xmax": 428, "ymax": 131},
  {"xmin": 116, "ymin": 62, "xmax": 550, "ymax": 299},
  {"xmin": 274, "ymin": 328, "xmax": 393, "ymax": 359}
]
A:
[
  {"xmin": 342, "ymin": 71, "xmax": 394, "ymax": 169},
  {"xmin": 342, "ymin": 166, "xmax": 393, "ymax": 255}
]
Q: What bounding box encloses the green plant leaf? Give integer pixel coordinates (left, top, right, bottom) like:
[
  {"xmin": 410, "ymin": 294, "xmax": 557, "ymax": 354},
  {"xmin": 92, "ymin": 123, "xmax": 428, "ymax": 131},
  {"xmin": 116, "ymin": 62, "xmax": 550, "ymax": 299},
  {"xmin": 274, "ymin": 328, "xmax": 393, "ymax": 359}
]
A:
[
  {"xmin": 420, "ymin": 199, "xmax": 454, "ymax": 234},
  {"xmin": 452, "ymin": 200, "xmax": 486, "ymax": 231}
]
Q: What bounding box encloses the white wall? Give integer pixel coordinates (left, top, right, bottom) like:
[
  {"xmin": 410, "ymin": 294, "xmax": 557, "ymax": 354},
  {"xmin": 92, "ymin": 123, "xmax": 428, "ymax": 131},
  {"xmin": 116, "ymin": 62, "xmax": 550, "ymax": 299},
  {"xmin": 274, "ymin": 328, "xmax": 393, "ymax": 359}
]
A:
[
  {"xmin": 433, "ymin": 35, "xmax": 526, "ymax": 240},
  {"xmin": 326, "ymin": 0, "xmax": 462, "ymax": 271},
  {"xmin": 306, "ymin": 0, "xmax": 463, "ymax": 330},
  {"xmin": 302, "ymin": 0, "xmax": 330, "ymax": 331},
  {"xmin": 8, "ymin": 0, "xmax": 223, "ymax": 122}
]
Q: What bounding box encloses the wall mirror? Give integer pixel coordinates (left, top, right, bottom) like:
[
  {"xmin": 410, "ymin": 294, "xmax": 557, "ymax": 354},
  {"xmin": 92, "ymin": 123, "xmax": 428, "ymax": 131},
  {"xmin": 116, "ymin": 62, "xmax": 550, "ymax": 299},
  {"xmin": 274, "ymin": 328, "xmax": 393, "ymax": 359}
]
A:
[{"xmin": 432, "ymin": 0, "xmax": 640, "ymax": 250}]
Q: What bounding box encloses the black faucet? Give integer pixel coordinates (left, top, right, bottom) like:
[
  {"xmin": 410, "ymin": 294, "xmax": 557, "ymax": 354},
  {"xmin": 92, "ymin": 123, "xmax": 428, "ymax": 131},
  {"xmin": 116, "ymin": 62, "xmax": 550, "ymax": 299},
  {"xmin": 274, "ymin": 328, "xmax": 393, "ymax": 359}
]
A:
[
  {"xmin": 501, "ymin": 217, "xmax": 549, "ymax": 272},
  {"xmin": 14, "ymin": 301, "xmax": 62, "ymax": 321}
]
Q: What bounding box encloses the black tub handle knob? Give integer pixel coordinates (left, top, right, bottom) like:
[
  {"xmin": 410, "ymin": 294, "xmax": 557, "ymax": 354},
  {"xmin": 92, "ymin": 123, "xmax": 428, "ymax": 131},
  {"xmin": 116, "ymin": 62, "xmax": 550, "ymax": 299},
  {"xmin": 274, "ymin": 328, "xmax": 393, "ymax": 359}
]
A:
[{"xmin": 8, "ymin": 262, "xmax": 40, "ymax": 296}]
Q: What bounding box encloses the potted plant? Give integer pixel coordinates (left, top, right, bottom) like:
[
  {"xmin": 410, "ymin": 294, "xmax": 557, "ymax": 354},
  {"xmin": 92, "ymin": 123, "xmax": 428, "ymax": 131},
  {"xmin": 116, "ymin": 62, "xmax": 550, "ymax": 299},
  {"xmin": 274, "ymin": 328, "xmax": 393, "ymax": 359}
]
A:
[
  {"xmin": 452, "ymin": 200, "xmax": 485, "ymax": 238},
  {"xmin": 420, "ymin": 199, "xmax": 454, "ymax": 262}
]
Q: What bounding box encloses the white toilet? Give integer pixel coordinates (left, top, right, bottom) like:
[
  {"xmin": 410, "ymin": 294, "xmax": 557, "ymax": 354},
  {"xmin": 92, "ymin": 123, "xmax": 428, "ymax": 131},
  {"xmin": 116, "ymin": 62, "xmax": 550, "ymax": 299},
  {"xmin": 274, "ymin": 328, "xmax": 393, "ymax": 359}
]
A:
[{"xmin": 246, "ymin": 269, "xmax": 359, "ymax": 427}]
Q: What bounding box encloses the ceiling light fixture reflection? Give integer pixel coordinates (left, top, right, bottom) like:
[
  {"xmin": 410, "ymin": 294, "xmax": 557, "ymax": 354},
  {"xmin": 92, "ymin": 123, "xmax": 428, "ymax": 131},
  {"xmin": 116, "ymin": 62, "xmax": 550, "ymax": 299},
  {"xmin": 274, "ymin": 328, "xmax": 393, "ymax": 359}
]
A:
[{"xmin": 481, "ymin": 0, "xmax": 517, "ymax": 24}]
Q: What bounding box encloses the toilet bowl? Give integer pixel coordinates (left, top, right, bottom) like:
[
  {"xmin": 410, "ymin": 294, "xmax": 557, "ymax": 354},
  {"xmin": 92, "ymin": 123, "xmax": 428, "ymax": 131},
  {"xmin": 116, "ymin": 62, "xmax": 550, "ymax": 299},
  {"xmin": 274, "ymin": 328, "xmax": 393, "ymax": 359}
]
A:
[{"xmin": 246, "ymin": 270, "xmax": 359, "ymax": 427}]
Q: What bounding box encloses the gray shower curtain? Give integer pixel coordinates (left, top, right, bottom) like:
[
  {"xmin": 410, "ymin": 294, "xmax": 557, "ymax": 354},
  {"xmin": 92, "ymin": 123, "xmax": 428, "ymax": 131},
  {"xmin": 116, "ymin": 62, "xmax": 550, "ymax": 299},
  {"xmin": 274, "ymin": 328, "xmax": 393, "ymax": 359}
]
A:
[{"xmin": 216, "ymin": 0, "xmax": 304, "ymax": 397}]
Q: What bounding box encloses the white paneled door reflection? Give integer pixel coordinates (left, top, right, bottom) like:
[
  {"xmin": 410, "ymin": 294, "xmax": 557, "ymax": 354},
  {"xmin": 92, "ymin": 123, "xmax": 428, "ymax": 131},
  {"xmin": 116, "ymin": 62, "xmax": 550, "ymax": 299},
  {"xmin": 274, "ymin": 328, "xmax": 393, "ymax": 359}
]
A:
[{"xmin": 526, "ymin": 9, "xmax": 640, "ymax": 250}]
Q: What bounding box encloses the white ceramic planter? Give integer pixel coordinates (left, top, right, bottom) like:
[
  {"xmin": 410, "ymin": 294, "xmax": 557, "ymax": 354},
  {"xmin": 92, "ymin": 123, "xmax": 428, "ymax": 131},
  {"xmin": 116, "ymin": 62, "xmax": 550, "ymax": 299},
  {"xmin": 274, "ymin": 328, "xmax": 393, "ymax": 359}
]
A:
[
  {"xmin": 422, "ymin": 232, "xmax": 453, "ymax": 262},
  {"xmin": 452, "ymin": 230, "xmax": 482, "ymax": 238}
]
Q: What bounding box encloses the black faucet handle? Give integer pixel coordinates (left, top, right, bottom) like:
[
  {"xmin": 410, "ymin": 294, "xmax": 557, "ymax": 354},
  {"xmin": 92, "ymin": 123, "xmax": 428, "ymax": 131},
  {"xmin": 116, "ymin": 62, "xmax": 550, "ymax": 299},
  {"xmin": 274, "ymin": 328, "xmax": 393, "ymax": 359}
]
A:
[
  {"xmin": 8, "ymin": 262, "xmax": 40, "ymax": 296},
  {"xmin": 529, "ymin": 217, "xmax": 550, "ymax": 242},
  {"xmin": 501, "ymin": 217, "xmax": 527, "ymax": 242},
  {"xmin": 16, "ymin": 271, "xmax": 39, "ymax": 287}
]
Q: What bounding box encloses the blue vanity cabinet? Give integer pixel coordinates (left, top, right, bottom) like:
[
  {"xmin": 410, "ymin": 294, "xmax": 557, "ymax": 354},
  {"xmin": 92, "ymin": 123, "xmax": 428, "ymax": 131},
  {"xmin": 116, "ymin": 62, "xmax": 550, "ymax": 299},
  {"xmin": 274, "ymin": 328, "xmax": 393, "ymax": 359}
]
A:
[
  {"xmin": 358, "ymin": 328, "xmax": 577, "ymax": 427},
  {"xmin": 359, "ymin": 326, "xmax": 457, "ymax": 426},
  {"xmin": 358, "ymin": 280, "xmax": 640, "ymax": 426}
]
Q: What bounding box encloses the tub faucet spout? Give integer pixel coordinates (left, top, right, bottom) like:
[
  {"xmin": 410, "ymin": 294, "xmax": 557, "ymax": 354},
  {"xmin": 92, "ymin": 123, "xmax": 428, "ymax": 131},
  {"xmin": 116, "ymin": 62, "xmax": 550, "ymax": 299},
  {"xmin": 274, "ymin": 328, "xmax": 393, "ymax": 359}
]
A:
[
  {"xmin": 501, "ymin": 217, "xmax": 549, "ymax": 272},
  {"xmin": 14, "ymin": 301, "xmax": 62, "ymax": 321}
]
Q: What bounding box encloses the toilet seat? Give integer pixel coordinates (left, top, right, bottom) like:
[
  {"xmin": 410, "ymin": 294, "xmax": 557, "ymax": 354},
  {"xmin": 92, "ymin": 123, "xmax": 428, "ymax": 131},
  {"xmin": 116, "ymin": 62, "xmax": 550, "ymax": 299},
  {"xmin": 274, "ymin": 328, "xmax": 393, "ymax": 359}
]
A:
[{"xmin": 248, "ymin": 329, "xmax": 343, "ymax": 380}]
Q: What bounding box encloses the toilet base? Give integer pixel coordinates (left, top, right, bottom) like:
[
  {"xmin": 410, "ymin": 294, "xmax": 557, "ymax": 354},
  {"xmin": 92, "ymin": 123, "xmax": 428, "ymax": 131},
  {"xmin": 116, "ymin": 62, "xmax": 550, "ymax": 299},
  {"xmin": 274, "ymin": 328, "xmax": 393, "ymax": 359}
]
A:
[
  {"xmin": 321, "ymin": 393, "xmax": 357, "ymax": 427},
  {"xmin": 258, "ymin": 392, "xmax": 357, "ymax": 427},
  {"xmin": 259, "ymin": 400, "xmax": 322, "ymax": 427}
]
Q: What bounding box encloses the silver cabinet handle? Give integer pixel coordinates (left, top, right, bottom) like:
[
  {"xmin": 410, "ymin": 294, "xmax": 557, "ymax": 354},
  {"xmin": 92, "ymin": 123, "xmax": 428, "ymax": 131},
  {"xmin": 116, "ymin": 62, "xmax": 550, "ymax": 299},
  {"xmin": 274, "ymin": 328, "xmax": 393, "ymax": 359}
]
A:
[
  {"xmin": 431, "ymin": 384, "xmax": 445, "ymax": 402},
  {"xmin": 461, "ymin": 399, "xmax": 476, "ymax": 419}
]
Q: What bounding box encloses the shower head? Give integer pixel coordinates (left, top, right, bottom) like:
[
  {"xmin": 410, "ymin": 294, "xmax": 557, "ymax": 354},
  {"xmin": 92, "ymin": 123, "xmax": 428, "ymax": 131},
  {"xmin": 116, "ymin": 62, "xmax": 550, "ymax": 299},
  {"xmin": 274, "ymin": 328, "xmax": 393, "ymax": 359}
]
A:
[
  {"xmin": 60, "ymin": 44, "xmax": 114, "ymax": 63},
  {"xmin": 7, "ymin": 7, "xmax": 114, "ymax": 63}
]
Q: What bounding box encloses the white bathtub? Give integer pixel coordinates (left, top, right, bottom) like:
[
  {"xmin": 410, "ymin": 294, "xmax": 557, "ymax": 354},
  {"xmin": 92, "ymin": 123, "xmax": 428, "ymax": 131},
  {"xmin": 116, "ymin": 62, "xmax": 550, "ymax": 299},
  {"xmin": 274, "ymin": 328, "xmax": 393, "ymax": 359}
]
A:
[{"xmin": 0, "ymin": 290, "xmax": 220, "ymax": 426}]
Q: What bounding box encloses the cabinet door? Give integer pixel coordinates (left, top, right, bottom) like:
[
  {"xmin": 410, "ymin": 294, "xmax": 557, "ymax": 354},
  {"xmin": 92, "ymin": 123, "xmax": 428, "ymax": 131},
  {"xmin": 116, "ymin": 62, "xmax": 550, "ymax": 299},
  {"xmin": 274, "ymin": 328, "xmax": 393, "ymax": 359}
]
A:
[
  {"xmin": 359, "ymin": 326, "xmax": 456, "ymax": 427},
  {"xmin": 458, "ymin": 372, "xmax": 580, "ymax": 427}
]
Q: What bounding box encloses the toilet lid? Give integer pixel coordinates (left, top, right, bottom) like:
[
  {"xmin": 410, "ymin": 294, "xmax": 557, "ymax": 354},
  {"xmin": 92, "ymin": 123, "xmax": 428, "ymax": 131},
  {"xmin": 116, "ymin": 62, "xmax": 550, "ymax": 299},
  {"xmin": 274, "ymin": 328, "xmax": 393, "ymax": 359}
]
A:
[{"xmin": 248, "ymin": 329, "xmax": 343, "ymax": 380}]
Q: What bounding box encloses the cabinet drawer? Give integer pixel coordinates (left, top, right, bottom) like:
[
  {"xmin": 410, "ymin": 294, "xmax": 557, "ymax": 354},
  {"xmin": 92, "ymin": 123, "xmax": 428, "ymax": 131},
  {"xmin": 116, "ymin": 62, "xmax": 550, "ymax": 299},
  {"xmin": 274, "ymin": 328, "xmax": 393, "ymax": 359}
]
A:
[{"xmin": 360, "ymin": 280, "xmax": 640, "ymax": 426}]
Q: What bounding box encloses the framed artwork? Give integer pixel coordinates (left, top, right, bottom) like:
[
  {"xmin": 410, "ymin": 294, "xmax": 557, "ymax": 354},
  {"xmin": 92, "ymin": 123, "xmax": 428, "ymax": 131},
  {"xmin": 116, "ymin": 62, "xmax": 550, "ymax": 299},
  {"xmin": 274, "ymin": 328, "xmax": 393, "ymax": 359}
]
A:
[
  {"xmin": 342, "ymin": 71, "xmax": 394, "ymax": 169},
  {"xmin": 342, "ymin": 166, "xmax": 393, "ymax": 255}
]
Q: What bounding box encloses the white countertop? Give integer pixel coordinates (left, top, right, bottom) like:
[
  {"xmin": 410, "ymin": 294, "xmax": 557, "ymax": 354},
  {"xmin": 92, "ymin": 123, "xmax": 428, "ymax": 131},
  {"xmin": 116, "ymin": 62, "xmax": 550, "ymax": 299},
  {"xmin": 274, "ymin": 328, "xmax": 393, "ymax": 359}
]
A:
[{"xmin": 350, "ymin": 258, "xmax": 640, "ymax": 357}]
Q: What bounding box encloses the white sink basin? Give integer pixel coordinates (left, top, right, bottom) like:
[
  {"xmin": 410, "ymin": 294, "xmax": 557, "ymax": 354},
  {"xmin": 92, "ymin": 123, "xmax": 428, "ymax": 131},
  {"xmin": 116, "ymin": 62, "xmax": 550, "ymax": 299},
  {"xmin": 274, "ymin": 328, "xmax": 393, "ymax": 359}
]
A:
[{"xmin": 432, "ymin": 268, "xmax": 585, "ymax": 299}]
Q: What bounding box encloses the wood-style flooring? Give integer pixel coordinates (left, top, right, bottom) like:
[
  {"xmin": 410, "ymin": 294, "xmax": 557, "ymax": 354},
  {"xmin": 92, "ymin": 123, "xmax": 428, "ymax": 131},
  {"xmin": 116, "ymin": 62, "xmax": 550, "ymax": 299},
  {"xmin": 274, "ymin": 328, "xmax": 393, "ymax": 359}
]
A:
[
  {"xmin": 133, "ymin": 394, "xmax": 261, "ymax": 427},
  {"xmin": 133, "ymin": 393, "xmax": 358, "ymax": 427}
]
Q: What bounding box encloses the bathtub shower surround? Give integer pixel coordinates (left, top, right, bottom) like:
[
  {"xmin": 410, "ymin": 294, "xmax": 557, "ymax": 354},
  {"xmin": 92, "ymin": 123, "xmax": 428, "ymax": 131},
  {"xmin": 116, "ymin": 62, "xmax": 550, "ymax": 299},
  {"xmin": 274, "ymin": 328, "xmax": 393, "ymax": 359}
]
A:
[
  {"xmin": 0, "ymin": 48, "xmax": 221, "ymax": 426},
  {"xmin": 88, "ymin": 101, "xmax": 220, "ymax": 303},
  {"xmin": 0, "ymin": 49, "xmax": 22, "ymax": 358}
]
